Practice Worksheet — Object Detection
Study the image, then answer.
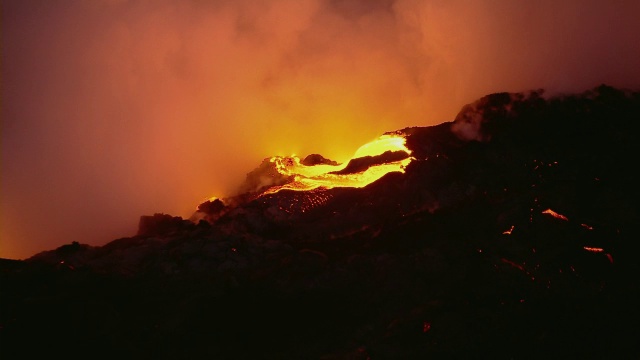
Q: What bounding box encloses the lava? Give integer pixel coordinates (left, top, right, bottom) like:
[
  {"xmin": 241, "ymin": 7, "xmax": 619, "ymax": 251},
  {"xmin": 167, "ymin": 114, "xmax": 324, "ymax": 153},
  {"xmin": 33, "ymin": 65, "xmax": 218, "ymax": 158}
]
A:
[
  {"xmin": 583, "ymin": 247, "xmax": 604, "ymax": 253},
  {"xmin": 541, "ymin": 209, "xmax": 569, "ymax": 221},
  {"xmin": 503, "ymin": 225, "xmax": 515, "ymax": 235},
  {"xmin": 580, "ymin": 223, "xmax": 594, "ymax": 230},
  {"xmin": 261, "ymin": 134, "xmax": 413, "ymax": 195}
]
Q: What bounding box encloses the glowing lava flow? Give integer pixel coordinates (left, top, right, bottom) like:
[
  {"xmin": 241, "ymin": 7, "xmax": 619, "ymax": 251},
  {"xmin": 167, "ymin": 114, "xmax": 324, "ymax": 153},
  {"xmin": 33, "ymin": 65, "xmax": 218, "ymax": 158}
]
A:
[
  {"xmin": 542, "ymin": 209, "xmax": 569, "ymax": 221},
  {"xmin": 262, "ymin": 134, "xmax": 413, "ymax": 195}
]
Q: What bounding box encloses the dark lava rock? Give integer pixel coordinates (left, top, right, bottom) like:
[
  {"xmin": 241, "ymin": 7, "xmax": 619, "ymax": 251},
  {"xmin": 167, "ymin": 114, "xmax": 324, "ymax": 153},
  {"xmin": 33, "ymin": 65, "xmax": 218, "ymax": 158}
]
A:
[
  {"xmin": 301, "ymin": 153, "xmax": 339, "ymax": 166},
  {"xmin": 196, "ymin": 198, "xmax": 226, "ymax": 214},
  {"xmin": 137, "ymin": 213, "xmax": 191, "ymax": 237},
  {"xmin": 236, "ymin": 157, "xmax": 296, "ymax": 195}
]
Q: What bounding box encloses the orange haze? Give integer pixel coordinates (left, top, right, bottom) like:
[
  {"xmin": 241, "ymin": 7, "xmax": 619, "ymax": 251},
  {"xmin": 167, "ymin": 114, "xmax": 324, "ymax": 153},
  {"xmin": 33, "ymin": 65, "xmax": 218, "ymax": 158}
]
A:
[{"xmin": 2, "ymin": 0, "xmax": 640, "ymax": 259}]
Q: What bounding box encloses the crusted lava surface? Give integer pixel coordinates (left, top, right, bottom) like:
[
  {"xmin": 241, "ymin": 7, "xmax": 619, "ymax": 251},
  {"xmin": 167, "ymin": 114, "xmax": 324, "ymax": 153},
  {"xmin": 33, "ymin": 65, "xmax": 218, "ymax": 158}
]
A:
[{"xmin": 2, "ymin": 85, "xmax": 640, "ymax": 359}]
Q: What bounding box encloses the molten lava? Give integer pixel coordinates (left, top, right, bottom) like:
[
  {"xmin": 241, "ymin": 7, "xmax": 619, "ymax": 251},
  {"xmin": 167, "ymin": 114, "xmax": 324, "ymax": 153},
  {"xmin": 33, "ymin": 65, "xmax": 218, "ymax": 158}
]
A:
[
  {"xmin": 262, "ymin": 134, "xmax": 413, "ymax": 195},
  {"xmin": 541, "ymin": 209, "xmax": 569, "ymax": 221},
  {"xmin": 583, "ymin": 246, "xmax": 604, "ymax": 253}
]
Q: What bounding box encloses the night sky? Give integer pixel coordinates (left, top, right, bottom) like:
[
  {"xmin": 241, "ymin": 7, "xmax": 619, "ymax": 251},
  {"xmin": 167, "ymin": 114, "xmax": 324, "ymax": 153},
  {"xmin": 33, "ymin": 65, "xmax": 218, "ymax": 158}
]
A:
[{"xmin": 2, "ymin": 0, "xmax": 640, "ymax": 259}]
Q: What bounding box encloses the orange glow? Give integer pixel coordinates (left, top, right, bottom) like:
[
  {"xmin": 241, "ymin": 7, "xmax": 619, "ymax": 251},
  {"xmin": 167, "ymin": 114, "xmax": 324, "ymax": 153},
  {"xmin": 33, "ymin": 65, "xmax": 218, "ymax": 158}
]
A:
[
  {"xmin": 542, "ymin": 209, "xmax": 569, "ymax": 221},
  {"xmin": 351, "ymin": 135, "xmax": 409, "ymax": 158},
  {"xmin": 261, "ymin": 134, "xmax": 413, "ymax": 195},
  {"xmin": 583, "ymin": 247, "xmax": 604, "ymax": 253},
  {"xmin": 501, "ymin": 258, "xmax": 525, "ymax": 272},
  {"xmin": 502, "ymin": 225, "xmax": 515, "ymax": 235},
  {"xmin": 4, "ymin": 0, "xmax": 640, "ymax": 259}
]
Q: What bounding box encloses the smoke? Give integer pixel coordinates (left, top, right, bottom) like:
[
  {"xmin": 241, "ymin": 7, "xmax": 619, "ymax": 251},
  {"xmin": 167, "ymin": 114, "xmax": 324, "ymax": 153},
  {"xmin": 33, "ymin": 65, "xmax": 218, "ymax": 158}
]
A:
[{"xmin": 2, "ymin": 0, "xmax": 640, "ymax": 258}]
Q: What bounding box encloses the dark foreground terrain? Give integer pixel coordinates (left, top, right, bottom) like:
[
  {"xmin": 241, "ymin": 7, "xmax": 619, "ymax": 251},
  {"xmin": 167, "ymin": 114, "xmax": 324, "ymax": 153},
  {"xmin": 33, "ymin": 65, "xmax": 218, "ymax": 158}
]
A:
[{"xmin": 2, "ymin": 85, "xmax": 640, "ymax": 359}]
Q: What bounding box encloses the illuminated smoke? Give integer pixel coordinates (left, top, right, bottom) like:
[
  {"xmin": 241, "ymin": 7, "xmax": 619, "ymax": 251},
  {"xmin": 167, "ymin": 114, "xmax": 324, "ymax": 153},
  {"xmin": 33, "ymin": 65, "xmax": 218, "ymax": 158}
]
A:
[{"xmin": 2, "ymin": 0, "xmax": 640, "ymax": 258}]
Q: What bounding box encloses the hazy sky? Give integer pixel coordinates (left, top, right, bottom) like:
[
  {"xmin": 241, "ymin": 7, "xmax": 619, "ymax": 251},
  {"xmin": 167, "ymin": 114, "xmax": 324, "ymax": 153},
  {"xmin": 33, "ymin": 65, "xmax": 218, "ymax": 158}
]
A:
[{"xmin": 2, "ymin": 0, "xmax": 640, "ymax": 259}]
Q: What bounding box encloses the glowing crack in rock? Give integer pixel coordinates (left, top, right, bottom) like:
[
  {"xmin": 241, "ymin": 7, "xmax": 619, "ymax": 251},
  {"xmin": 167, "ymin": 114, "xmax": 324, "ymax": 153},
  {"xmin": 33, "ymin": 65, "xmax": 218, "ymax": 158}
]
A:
[
  {"xmin": 262, "ymin": 134, "xmax": 414, "ymax": 195},
  {"xmin": 502, "ymin": 225, "xmax": 515, "ymax": 235},
  {"xmin": 580, "ymin": 223, "xmax": 594, "ymax": 230},
  {"xmin": 583, "ymin": 246, "xmax": 604, "ymax": 253},
  {"xmin": 541, "ymin": 209, "xmax": 569, "ymax": 221}
]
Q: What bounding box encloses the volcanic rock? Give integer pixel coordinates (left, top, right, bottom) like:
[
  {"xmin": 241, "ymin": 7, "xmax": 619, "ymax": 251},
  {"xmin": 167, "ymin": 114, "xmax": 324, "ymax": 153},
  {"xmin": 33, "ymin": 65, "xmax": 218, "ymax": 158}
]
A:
[
  {"xmin": 2, "ymin": 84, "xmax": 640, "ymax": 359},
  {"xmin": 236, "ymin": 157, "xmax": 295, "ymax": 194},
  {"xmin": 137, "ymin": 213, "xmax": 191, "ymax": 237},
  {"xmin": 301, "ymin": 153, "xmax": 339, "ymax": 166},
  {"xmin": 196, "ymin": 198, "xmax": 225, "ymax": 214}
]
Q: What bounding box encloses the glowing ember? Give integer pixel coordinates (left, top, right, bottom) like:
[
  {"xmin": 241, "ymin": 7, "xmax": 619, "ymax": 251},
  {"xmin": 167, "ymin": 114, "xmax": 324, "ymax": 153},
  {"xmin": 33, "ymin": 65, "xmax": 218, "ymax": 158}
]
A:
[
  {"xmin": 583, "ymin": 246, "xmax": 604, "ymax": 253},
  {"xmin": 541, "ymin": 209, "xmax": 568, "ymax": 221},
  {"xmin": 501, "ymin": 258, "xmax": 525, "ymax": 272},
  {"xmin": 606, "ymin": 254, "xmax": 614, "ymax": 263},
  {"xmin": 503, "ymin": 225, "xmax": 515, "ymax": 235},
  {"xmin": 262, "ymin": 134, "xmax": 413, "ymax": 195},
  {"xmin": 423, "ymin": 321, "xmax": 431, "ymax": 333}
]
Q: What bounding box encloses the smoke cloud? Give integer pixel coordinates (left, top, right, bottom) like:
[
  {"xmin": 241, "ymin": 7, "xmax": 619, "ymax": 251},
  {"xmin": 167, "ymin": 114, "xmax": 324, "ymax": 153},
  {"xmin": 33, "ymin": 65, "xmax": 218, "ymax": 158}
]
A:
[{"xmin": 2, "ymin": 0, "xmax": 640, "ymax": 258}]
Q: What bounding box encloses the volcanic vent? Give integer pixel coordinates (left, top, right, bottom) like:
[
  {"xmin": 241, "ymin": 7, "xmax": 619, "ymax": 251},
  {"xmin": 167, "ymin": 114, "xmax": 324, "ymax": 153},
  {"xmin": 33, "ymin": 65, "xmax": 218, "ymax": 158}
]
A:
[{"xmin": 191, "ymin": 132, "xmax": 414, "ymax": 221}]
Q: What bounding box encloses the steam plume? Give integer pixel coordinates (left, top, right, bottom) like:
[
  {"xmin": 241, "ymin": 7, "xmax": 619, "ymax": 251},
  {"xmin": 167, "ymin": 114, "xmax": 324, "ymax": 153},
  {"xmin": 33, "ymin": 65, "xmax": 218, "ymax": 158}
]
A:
[{"xmin": 2, "ymin": 0, "xmax": 639, "ymax": 258}]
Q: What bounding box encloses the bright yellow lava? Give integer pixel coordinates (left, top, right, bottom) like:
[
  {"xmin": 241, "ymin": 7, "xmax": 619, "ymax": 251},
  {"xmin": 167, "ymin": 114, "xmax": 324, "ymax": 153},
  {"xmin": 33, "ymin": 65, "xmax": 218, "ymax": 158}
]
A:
[{"xmin": 262, "ymin": 134, "xmax": 413, "ymax": 195}]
